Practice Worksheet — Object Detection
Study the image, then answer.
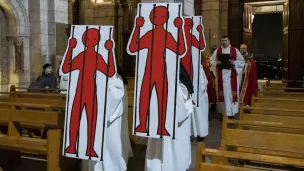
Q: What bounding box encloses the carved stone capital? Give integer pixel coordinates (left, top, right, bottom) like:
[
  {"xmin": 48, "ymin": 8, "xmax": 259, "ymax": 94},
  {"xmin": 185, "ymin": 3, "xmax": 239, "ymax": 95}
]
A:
[
  {"xmin": 13, "ymin": 37, "xmax": 24, "ymax": 73},
  {"xmin": 14, "ymin": 37, "xmax": 23, "ymax": 47}
]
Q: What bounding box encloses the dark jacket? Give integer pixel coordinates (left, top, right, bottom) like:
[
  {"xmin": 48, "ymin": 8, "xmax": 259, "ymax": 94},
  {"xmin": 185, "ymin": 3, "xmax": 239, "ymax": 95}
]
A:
[{"xmin": 36, "ymin": 72, "xmax": 57, "ymax": 89}]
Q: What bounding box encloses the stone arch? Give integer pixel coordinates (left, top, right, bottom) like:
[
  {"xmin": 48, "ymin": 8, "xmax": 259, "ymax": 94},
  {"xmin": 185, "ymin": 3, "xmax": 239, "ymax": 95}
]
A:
[
  {"xmin": 0, "ymin": 0, "xmax": 31, "ymax": 91},
  {"xmin": 0, "ymin": 0, "xmax": 30, "ymax": 36}
]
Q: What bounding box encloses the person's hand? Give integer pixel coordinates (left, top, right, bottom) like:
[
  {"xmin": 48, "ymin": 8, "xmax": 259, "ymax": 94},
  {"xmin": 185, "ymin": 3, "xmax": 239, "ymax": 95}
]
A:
[
  {"xmin": 174, "ymin": 17, "xmax": 183, "ymax": 28},
  {"xmin": 136, "ymin": 17, "xmax": 145, "ymax": 27},
  {"xmin": 196, "ymin": 25, "xmax": 203, "ymax": 32},
  {"xmin": 229, "ymin": 59, "xmax": 235, "ymax": 65},
  {"xmin": 105, "ymin": 40, "xmax": 113, "ymax": 50},
  {"xmin": 217, "ymin": 61, "xmax": 222, "ymax": 65},
  {"xmin": 69, "ymin": 38, "xmax": 77, "ymax": 48}
]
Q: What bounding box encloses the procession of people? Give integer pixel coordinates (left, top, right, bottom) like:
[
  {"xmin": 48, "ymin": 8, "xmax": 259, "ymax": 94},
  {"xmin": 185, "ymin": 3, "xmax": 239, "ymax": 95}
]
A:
[{"xmin": 23, "ymin": 3, "xmax": 258, "ymax": 171}]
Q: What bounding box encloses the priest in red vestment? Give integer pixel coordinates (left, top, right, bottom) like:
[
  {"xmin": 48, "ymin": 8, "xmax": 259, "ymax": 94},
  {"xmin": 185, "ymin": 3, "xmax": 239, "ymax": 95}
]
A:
[
  {"xmin": 202, "ymin": 55, "xmax": 216, "ymax": 104},
  {"xmin": 210, "ymin": 36, "xmax": 245, "ymax": 118},
  {"xmin": 239, "ymin": 44, "xmax": 258, "ymax": 106}
]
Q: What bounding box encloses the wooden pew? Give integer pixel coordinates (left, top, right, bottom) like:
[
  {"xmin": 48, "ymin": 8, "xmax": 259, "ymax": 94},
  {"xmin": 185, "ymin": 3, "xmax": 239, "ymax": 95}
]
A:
[
  {"xmin": 10, "ymin": 85, "xmax": 67, "ymax": 94},
  {"xmin": 0, "ymin": 92, "xmax": 66, "ymax": 106},
  {"xmin": 240, "ymin": 106, "xmax": 304, "ymax": 117},
  {"xmin": 263, "ymin": 86, "xmax": 304, "ymax": 92},
  {"xmin": 251, "ymin": 97, "xmax": 304, "ymax": 110},
  {"xmin": 258, "ymin": 90, "xmax": 304, "ymax": 99},
  {"xmin": 196, "ymin": 118, "xmax": 304, "ymax": 171},
  {"xmin": 0, "ymin": 102, "xmax": 65, "ymax": 171},
  {"xmin": 265, "ymin": 80, "xmax": 286, "ymax": 88},
  {"xmin": 265, "ymin": 80, "xmax": 304, "ymax": 88},
  {"xmin": 239, "ymin": 106, "xmax": 304, "ymax": 134}
]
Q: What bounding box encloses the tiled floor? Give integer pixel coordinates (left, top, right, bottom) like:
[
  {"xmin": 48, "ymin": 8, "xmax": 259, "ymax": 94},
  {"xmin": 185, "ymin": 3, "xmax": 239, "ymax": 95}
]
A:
[{"xmin": 0, "ymin": 111, "xmax": 223, "ymax": 171}]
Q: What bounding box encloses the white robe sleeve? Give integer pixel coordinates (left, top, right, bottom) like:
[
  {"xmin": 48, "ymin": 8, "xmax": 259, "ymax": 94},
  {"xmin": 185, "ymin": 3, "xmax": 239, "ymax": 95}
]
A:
[
  {"xmin": 63, "ymin": 76, "xmax": 69, "ymax": 81},
  {"xmin": 108, "ymin": 77, "xmax": 125, "ymax": 124},
  {"xmin": 233, "ymin": 48, "xmax": 245, "ymax": 75},
  {"xmin": 178, "ymin": 82, "xmax": 194, "ymax": 123},
  {"xmin": 210, "ymin": 50, "xmax": 218, "ymax": 67},
  {"xmin": 200, "ymin": 65, "xmax": 208, "ymax": 92}
]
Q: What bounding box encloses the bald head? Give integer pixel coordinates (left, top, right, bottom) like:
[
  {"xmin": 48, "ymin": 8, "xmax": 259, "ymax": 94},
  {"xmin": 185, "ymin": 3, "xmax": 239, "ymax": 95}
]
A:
[{"xmin": 240, "ymin": 44, "xmax": 248, "ymax": 55}]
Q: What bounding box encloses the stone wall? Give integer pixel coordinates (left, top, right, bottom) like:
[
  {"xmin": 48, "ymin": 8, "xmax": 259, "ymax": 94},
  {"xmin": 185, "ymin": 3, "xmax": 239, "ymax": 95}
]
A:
[{"xmin": 54, "ymin": 0, "xmax": 73, "ymax": 72}]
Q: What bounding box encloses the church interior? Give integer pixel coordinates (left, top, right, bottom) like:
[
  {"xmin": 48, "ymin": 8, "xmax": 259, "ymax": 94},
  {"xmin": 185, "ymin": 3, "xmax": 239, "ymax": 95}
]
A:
[{"xmin": 0, "ymin": 0, "xmax": 304, "ymax": 170}]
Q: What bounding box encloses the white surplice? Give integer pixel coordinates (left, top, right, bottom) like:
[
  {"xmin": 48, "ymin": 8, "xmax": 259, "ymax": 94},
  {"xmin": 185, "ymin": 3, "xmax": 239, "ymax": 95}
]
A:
[
  {"xmin": 145, "ymin": 82, "xmax": 194, "ymax": 171},
  {"xmin": 191, "ymin": 64, "xmax": 209, "ymax": 137},
  {"xmin": 59, "ymin": 76, "xmax": 68, "ymax": 94},
  {"xmin": 81, "ymin": 76, "xmax": 126, "ymax": 171},
  {"xmin": 121, "ymin": 85, "xmax": 133, "ymax": 164},
  {"xmin": 210, "ymin": 45, "xmax": 245, "ymax": 116}
]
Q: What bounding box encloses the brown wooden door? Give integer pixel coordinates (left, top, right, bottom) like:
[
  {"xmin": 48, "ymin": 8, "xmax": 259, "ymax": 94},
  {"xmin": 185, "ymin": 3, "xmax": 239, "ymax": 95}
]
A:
[
  {"xmin": 228, "ymin": 0, "xmax": 244, "ymax": 48},
  {"xmin": 282, "ymin": 1, "xmax": 289, "ymax": 79},
  {"xmin": 243, "ymin": 5, "xmax": 253, "ymax": 51},
  {"xmin": 288, "ymin": 0, "xmax": 304, "ymax": 80}
]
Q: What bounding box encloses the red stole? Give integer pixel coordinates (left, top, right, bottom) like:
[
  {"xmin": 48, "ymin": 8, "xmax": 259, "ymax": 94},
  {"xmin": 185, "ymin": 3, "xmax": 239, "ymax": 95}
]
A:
[
  {"xmin": 216, "ymin": 47, "xmax": 238, "ymax": 102},
  {"xmin": 240, "ymin": 58, "xmax": 258, "ymax": 105}
]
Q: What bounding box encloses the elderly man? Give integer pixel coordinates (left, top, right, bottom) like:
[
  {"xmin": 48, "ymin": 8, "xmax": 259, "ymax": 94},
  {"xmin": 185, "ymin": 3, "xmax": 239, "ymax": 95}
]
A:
[
  {"xmin": 210, "ymin": 35, "xmax": 245, "ymax": 118},
  {"xmin": 239, "ymin": 44, "xmax": 258, "ymax": 106}
]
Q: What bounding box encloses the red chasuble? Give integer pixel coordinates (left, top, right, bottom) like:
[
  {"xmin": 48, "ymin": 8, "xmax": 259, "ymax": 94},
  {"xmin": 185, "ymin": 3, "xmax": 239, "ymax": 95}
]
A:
[
  {"xmin": 202, "ymin": 56, "xmax": 217, "ymax": 104},
  {"xmin": 240, "ymin": 57, "xmax": 258, "ymax": 106},
  {"xmin": 216, "ymin": 47, "xmax": 238, "ymax": 103}
]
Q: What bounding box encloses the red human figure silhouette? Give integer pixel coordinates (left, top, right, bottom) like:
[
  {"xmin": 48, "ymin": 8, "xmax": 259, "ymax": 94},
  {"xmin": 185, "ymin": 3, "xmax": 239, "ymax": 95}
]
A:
[
  {"xmin": 62, "ymin": 28, "xmax": 115, "ymax": 157},
  {"xmin": 129, "ymin": 6, "xmax": 186, "ymax": 136},
  {"xmin": 181, "ymin": 18, "xmax": 206, "ymax": 81}
]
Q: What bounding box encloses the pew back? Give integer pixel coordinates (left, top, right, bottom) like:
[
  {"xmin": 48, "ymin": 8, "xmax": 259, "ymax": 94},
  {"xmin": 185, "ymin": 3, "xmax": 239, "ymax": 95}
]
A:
[
  {"xmin": 251, "ymin": 97, "xmax": 304, "ymax": 110},
  {"xmin": 0, "ymin": 102, "xmax": 64, "ymax": 171},
  {"xmin": 258, "ymin": 91, "xmax": 304, "ymax": 99},
  {"xmin": 222, "ymin": 118, "xmax": 304, "ymax": 159}
]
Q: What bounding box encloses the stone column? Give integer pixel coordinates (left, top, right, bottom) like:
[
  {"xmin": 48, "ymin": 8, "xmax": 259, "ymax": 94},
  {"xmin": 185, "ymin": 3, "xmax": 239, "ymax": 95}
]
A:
[
  {"xmin": 220, "ymin": 0, "xmax": 228, "ymax": 37},
  {"xmin": 29, "ymin": 0, "xmax": 56, "ymax": 80},
  {"xmin": 92, "ymin": 2, "xmax": 123, "ymax": 65},
  {"xmin": 121, "ymin": 0, "xmax": 140, "ymax": 77},
  {"xmin": 202, "ymin": 0, "xmax": 220, "ymax": 51},
  {"xmin": 184, "ymin": 0, "xmax": 194, "ymax": 16}
]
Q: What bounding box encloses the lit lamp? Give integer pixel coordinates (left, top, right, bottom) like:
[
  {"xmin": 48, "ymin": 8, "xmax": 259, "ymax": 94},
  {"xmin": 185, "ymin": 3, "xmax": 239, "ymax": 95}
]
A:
[{"xmin": 96, "ymin": 0, "xmax": 104, "ymax": 3}]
